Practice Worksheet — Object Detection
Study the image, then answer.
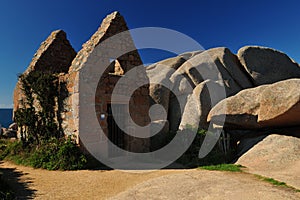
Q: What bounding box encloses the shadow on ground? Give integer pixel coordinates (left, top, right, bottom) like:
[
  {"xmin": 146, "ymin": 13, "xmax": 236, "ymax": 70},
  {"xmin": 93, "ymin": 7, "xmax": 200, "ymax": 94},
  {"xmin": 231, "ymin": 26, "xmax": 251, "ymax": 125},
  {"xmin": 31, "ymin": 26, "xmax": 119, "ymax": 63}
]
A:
[{"xmin": 0, "ymin": 161, "xmax": 36, "ymax": 199}]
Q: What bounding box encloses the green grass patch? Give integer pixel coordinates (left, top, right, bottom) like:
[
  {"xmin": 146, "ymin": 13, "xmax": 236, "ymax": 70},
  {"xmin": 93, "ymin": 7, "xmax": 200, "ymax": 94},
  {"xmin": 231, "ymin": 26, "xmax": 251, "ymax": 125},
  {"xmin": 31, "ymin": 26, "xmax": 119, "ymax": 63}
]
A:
[
  {"xmin": 255, "ymin": 175, "xmax": 300, "ymax": 192},
  {"xmin": 199, "ymin": 164, "xmax": 245, "ymax": 172}
]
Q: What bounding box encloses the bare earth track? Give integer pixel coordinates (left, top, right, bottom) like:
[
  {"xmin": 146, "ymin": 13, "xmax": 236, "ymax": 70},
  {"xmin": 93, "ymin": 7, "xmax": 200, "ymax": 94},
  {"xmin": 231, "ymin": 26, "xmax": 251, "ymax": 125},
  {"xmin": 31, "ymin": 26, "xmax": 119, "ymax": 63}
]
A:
[{"xmin": 0, "ymin": 161, "xmax": 299, "ymax": 200}]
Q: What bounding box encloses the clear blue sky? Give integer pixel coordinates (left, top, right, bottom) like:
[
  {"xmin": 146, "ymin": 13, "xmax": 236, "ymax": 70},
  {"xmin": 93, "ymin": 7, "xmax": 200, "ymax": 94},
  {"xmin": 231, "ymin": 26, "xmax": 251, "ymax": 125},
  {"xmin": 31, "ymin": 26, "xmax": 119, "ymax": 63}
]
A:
[{"xmin": 1, "ymin": 0, "xmax": 299, "ymax": 108}]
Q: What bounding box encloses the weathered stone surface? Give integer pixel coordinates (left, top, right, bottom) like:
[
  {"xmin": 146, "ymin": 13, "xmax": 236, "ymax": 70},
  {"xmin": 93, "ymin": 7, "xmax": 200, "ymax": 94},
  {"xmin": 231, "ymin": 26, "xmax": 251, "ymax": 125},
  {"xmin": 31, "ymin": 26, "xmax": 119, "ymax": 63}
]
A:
[
  {"xmin": 238, "ymin": 46, "xmax": 300, "ymax": 86},
  {"xmin": 69, "ymin": 11, "xmax": 141, "ymax": 73},
  {"xmin": 167, "ymin": 47, "xmax": 252, "ymax": 131},
  {"xmin": 147, "ymin": 48, "xmax": 253, "ymax": 134},
  {"xmin": 25, "ymin": 30, "xmax": 76, "ymax": 74},
  {"xmin": 257, "ymin": 79, "xmax": 300, "ymax": 124},
  {"xmin": 152, "ymin": 48, "xmax": 241, "ymax": 132},
  {"xmin": 12, "ymin": 11, "xmax": 150, "ymax": 155},
  {"xmin": 13, "ymin": 83, "xmax": 22, "ymax": 115},
  {"xmin": 208, "ymin": 85, "xmax": 267, "ymax": 129},
  {"xmin": 179, "ymin": 80, "xmax": 225, "ymax": 130},
  {"xmin": 236, "ymin": 134, "xmax": 300, "ymax": 189},
  {"xmin": 8, "ymin": 123, "xmax": 17, "ymax": 131},
  {"xmin": 172, "ymin": 47, "xmax": 253, "ymax": 95},
  {"xmin": 65, "ymin": 11, "xmax": 150, "ymax": 153},
  {"xmin": 147, "ymin": 53, "xmax": 202, "ymax": 133},
  {"xmin": 208, "ymin": 79, "xmax": 300, "ymax": 129},
  {"xmin": 13, "ymin": 30, "xmax": 76, "ymax": 113},
  {"xmin": 3, "ymin": 130, "xmax": 17, "ymax": 139},
  {"xmin": 147, "ymin": 56, "xmax": 187, "ymax": 112},
  {"xmin": 236, "ymin": 135, "xmax": 267, "ymax": 157},
  {"xmin": 168, "ymin": 48, "xmax": 246, "ymax": 132},
  {"xmin": 156, "ymin": 55, "xmax": 189, "ymax": 70},
  {"xmin": 178, "ymin": 50, "xmax": 203, "ymax": 60}
]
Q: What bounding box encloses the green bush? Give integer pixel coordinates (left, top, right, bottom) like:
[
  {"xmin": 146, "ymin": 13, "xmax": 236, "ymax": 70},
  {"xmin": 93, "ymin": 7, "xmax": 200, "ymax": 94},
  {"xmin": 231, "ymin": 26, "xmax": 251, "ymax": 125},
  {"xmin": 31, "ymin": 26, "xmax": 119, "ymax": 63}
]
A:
[
  {"xmin": 29, "ymin": 138, "xmax": 87, "ymax": 170},
  {"xmin": 0, "ymin": 140, "xmax": 24, "ymax": 161},
  {"xmin": 1, "ymin": 138, "xmax": 87, "ymax": 171},
  {"xmin": 7, "ymin": 71, "xmax": 87, "ymax": 170},
  {"xmin": 15, "ymin": 71, "xmax": 63, "ymax": 145}
]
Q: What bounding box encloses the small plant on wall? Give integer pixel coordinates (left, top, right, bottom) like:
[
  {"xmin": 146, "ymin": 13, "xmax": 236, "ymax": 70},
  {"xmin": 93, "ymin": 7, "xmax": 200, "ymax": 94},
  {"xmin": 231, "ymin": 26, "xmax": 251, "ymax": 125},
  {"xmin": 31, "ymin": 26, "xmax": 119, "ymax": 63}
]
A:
[
  {"xmin": 15, "ymin": 71, "xmax": 61, "ymax": 145},
  {"xmin": 8, "ymin": 71, "xmax": 87, "ymax": 170}
]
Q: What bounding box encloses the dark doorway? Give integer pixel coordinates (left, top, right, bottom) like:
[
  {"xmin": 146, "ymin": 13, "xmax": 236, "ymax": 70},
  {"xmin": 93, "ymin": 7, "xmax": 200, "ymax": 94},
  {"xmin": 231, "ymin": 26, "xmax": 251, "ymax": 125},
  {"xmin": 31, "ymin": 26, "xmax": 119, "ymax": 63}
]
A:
[{"xmin": 107, "ymin": 104, "xmax": 125, "ymax": 157}]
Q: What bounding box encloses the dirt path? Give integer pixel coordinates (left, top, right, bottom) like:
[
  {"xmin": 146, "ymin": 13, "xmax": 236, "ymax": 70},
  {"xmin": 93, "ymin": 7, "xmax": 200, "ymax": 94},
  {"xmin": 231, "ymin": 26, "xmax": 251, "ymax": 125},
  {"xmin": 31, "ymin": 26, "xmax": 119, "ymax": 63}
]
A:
[
  {"xmin": 0, "ymin": 161, "xmax": 188, "ymax": 199},
  {"xmin": 1, "ymin": 161, "xmax": 299, "ymax": 200}
]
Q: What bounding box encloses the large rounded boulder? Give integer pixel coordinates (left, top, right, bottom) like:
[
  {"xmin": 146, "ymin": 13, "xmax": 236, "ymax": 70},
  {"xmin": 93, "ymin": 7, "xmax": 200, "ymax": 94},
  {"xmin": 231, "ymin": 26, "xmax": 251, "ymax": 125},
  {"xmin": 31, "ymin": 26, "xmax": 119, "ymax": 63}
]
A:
[
  {"xmin": 208, "ymin": 79, "xmax": 300, "ymax": 129},
  {"xmin": 238, "ymin": 46, "xmax": 300, "ymax": 86}
]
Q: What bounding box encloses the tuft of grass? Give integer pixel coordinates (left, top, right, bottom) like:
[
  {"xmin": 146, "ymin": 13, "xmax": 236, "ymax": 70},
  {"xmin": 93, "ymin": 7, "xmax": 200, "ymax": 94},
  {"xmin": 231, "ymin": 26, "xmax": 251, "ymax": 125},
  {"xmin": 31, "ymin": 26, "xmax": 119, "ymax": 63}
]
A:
[
  {"xmin": 199, "ymin": 164, "xmax": 245, "ymax": 172},
  {"xmin": 255, "ymin": 175, "xmax": 300, "ymax": 192}
]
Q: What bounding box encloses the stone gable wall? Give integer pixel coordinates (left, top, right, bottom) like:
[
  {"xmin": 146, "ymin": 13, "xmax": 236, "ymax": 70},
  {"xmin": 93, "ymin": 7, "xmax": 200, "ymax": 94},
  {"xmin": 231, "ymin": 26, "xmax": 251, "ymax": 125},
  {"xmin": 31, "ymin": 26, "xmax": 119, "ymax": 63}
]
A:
[
  {"xmin": 63, "ymin": 12, "xmax": 150, "ymax": 153},
  {"xmin": 13, "ymin": 30, "xmax": 76, "ymax": 114}
]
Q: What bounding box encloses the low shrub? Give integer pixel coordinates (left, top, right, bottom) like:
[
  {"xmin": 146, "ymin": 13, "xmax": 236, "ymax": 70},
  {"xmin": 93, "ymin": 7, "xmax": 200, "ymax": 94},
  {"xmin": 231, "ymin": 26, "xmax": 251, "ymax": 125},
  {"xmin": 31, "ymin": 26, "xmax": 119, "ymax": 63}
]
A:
[
  {"xmin": 1, "ymin": 138, "xmax": 87, "ymax": 170},
  {"xmin": 29, "ymin": 138, "xmax": 87, "ymax": 170},
  {"xmin": 0, "ymin": 139, "xmax": 24, "ymax": 161}
]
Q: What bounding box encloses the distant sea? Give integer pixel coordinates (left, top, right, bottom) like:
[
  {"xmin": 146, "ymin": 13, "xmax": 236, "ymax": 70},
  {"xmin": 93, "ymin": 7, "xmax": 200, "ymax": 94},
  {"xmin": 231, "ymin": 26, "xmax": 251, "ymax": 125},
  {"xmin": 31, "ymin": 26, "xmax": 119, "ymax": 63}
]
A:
[{"xmin": 0, "ymin": 108, "xmax": 13, "ymax": 128}]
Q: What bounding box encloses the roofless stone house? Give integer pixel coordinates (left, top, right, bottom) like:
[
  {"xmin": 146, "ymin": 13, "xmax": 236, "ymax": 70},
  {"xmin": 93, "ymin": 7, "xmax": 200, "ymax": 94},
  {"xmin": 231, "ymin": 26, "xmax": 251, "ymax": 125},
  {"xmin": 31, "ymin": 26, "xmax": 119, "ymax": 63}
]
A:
[{"xmin": 14, "ymin": 11, "xmax": 150, "ymax": 156}]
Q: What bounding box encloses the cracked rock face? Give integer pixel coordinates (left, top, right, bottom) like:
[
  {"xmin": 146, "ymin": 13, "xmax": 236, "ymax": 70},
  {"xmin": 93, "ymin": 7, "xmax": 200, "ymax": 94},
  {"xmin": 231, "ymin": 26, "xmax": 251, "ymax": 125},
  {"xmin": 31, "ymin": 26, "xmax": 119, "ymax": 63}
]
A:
[
  {"xmin": 147, "ymin": 47, "xmax": 255, "ymax": 132},
  {"xmin": 148, "ymin": 44, "xmax": 300, "ymax": 134}
]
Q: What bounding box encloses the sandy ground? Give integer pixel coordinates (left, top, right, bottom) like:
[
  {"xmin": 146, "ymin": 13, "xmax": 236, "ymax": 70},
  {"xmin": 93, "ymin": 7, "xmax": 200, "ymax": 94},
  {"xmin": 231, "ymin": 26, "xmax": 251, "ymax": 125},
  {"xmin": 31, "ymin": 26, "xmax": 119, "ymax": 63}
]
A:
[
  {"xmin": 110, "ymin": 170, "xmax": 300, "ymax": 200},
  {"xmin": 0, "ymin": 161, "xmax": 188, "ymax": 199},
  {"xmin": 1, "ymin": 161, "xmax": 299, "ymax": 200}
]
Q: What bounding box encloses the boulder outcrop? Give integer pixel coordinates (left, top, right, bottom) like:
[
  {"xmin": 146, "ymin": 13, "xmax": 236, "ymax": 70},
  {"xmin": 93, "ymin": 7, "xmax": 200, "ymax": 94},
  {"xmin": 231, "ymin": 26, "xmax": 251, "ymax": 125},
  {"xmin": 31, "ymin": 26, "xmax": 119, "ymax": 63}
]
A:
[
  {"xmin": 236, "ymin": 134, "xmax": 300, "ymax": 189},
  {"xmin": 147, "ymin": 56, "xmax": 188, "ymax": 111},
  {"xmin": 238, "ymin": 46, "xmax": 300, "ymax": 86},
  {"xmin": 147, "ymin": 47, "xmax": 254, "ymax": 133},
  {"xmin": 179, "ymin": 80, "xmax": 225, "ymax": 130},
  {"xmin": 208, "ymin": 78, "xmax": 300, "ymax": 129},
  {"xmin": 147, "ymin": 52, "xmax": 201, "ymax": 132}
]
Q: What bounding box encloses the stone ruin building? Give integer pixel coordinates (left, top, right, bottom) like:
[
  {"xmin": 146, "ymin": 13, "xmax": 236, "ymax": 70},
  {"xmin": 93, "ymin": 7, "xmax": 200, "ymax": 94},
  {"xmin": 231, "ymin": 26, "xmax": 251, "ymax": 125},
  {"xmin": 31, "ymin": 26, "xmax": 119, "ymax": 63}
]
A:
[
  {"xmin": 14, "ymin": 11, "xmax": 300, "ymax": 160},
  {"xmin": 14, "ymin": 11, "xmax": 150, "ymax": 156}
]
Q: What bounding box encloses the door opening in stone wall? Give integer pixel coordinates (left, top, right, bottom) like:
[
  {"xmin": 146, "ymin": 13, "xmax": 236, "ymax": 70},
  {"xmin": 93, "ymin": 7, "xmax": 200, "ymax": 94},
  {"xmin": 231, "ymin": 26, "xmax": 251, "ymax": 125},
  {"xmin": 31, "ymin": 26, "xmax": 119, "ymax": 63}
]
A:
[{"xmin": 107, "ymin": 104, "xmax": 126, "ymax": 157}]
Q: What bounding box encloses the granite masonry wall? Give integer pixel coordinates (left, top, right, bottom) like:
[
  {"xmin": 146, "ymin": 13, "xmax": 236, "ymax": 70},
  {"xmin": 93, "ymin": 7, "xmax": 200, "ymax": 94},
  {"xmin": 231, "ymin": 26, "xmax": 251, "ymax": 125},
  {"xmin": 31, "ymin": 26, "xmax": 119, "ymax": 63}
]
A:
[{"xmin": 14, "ymin": 11, "xmax": 151, "ymax": 154}]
